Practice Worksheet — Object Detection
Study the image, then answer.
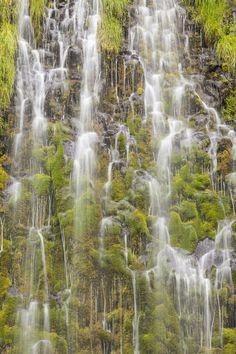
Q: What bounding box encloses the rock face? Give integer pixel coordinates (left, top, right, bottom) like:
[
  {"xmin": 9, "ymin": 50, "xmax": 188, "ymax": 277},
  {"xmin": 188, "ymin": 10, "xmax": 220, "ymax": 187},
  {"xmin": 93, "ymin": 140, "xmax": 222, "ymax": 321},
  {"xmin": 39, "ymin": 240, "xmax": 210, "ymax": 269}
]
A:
[{"xmin": 0, "ymin": 1, "xmax": 236, "ymax": 354}]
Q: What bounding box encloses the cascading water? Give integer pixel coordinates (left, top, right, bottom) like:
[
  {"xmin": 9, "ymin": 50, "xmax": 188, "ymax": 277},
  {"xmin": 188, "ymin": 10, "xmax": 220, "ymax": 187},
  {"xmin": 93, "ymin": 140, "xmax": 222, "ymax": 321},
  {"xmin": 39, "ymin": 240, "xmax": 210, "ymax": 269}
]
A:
[
  {"xmin": 3, "ymin": 0, "xmax": 236, "ymax": 353},
  {"xmin": 128, "ymin": 0, "xmax": 235, "ymax": 352},
  {"xmin": 73, "ymin": 0, "xmax": 100, "ymax": 219},
  {"xmin": 12, "ymin": 0, "xmax": 100, "ymax": 352},
  {"xmin": 14, "ymin": 1, "xmax": 50, "ymax": 352}
]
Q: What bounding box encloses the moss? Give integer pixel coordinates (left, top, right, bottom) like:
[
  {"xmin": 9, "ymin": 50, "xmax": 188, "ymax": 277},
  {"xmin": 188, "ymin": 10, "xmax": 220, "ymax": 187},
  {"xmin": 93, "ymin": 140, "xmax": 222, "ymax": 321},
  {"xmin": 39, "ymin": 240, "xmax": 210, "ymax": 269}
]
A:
[
  {"xmin": 179, "ymin": 200, "xmax": 198, "ymax": 221},
  {"xmin": 197, "ymin": 194, "xmax": 225, "ymax": 229},
  {"xmin": 217, "ymin": 35, "xmax": 236, "ymax": 75},
  {"xmin": 169, "ymin": 211, "xmax": 198, "ymax": 252},
  {"xmin": 223, "ymin": 90, "xmax": 236, "ymax": 121},
  {"xmin": 47, "ymin": 141, "xmax": 66, "ymax": 190},
  {"xmin": 0, "ymin": 296, "xmax": 18, "ymax": 349},
  {"xmin": 117, "ymin": 132, "xmax": 127, "ymax": 155},
  {"xmin": 111, "ymin": 169, "xmax": 126, "ymax": 201},
  {"xmin": 195, "ymin": 0, "xmax": 228, "ymax": 43},
  {"xmin": 127, "ymin": 114, "xmax": 142, "ymax": 136},
  {"xmin": 0, "ymin": 274, "xmax": 10, "ymax": 302},
  {"xmin": 99, "ymin": 16, "xmax": 123, "ymax": 54},
  {"xmin": 32, "ymin": 173, "xmax": 51, "ymax": 196},
  {"xmin": 223, "ymin": 328, "xmax": 236, "ymax": 352},
  {"xmin": 30, "ymin": 0, "xmax": 45, "ymax": 44},
  {"xmin": 190, "ymin": 173, "xmax": 211, "ymax": 191},
  {"xmin": 123, "ymin": 209, "xmax": 150, "ymax": 257},
  {"xmin": 0, "ymin": 164, "xmax": 9, "ymax": 191},
  {"xmin": 185, "ymin": 0, "xmax": 236, "ymax": 76},
  {"xmin": 139, "ymin": 284, "xmax": 180, "ymax": 354},
  {"xmin": 99, "ymin": 0, "xmax": 130, "ymax": 55},
  {"xmin": 137, "ymin": 86, "xmax": 144, "ymax": 95},
  {"xmin": 0, "ymin": 22, "xmax": 17, "ymax": 110},
  {"xmin": 135, "ymin": 124, "xmax": 153, "ymax": 170},
  {"xmin": 103, "ymin": 244, "xmax": 127, "ymax": 274}
]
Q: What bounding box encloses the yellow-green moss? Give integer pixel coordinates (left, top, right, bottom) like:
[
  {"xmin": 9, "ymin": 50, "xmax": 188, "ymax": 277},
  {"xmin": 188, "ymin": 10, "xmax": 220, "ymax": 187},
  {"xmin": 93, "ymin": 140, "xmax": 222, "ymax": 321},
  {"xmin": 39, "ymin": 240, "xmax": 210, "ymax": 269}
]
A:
[
  {"xmin": 99, "ymin": 0, "xmax": 130, "ymax": 55},
  {"xmin": 0, "ymin": 23, "xmax": 17, "ymax": 110},
  {"xmin": 99, "ymin": 16, "xmax": 123, "ymax": 54},
  {"xmin": 30, "ymin": 0, "xmax": 45, "ymax": 44}
]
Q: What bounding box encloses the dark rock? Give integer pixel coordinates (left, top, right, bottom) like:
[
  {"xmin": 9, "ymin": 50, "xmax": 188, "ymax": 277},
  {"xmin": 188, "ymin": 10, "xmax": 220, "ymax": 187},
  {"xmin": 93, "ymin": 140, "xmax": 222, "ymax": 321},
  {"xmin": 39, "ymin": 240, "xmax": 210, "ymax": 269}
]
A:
[
  {"xmin": 194, "ymin": 238, "xmax": 215, "ymax": 259},
  {"xmin": 189, "ymin": 113, "xmax": 208, "ymax": 129},
  {"xmin": 64, "ymin": 140, "xmax": 75, "ymax": 159},
  {"xmin": 66, "ymin": 45, "xmax": 83, "ymax": 69},
  {"xmin": 8, "ymin": 286, "xmax": 21, "ymax": 298}
]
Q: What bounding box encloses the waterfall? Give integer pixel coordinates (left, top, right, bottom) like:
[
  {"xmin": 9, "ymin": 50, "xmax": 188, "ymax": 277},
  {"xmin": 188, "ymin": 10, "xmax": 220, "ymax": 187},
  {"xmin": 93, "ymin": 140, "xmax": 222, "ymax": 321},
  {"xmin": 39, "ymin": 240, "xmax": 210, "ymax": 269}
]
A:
[
  {"xmin": 73, "ymin": 0, "xmax": 100, "ymax": 222},
  {"xmin": 2, "ymin": 0, "xmax": 236, "ymax": 353},
  {"xmin": 128, "ymin": 0, "xmax": 235, "ymax": 352}
]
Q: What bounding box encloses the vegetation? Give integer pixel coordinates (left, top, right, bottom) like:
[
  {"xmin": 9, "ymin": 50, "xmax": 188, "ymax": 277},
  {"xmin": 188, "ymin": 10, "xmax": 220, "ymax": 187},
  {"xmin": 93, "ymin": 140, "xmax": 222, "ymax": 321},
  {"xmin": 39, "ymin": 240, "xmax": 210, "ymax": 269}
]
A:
[
  {"xmin": 99, "ymin": 0, "xmax": 130, "ymax": 54},
  {"xmin": 0, "ymin": 0, "xmax": 236, "ymax": 353},
  {"xmin": 0, "ymin": 1, "xmax": 17, "ymax": 111},
  {"xmin": 30, "ymin": 0, "xmax": 45, "ymax": 44},
  {"xmin": 183, "ymin": 0, "xmax": 236, "ymax": 74}
]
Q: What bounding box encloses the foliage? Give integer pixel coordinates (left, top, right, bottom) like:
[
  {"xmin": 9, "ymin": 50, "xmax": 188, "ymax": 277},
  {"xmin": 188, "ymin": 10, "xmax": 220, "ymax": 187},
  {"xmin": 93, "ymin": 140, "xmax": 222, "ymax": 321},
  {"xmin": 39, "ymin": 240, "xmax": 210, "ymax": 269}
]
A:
[
  {"xmin": 187, "ymin": 0, "xmax": 236, "ymax": 74},
  {"xmin": 0, "ymin": 22, "xmax": 17, "ymax": 110},
  {"xmin": 217, "ymin": 35, "xmax": 236, "ymax": 74},
  {"xmin": 196, "ymin": 0, "xmax": 228, "ymax": 42},
  {"xmin": 32, "ymin": 173, "xmax": 51, "ymax": 196},
  {"xmin": 99, "ymin": 0, "xmax": 130, "ymax": 54},
  {"xmin": 223, "ymin": 90, "xmax": 236, "ymax": 120},
  {"xmin": 99, "ymin": 16, "xmax": 123, "ymax": 54},
  {"xmin": 0, "ymin": 165, "xmax": 9, "ymax": 191},
  {"xmin": 30, "ymin": 0, "xmax": 45, "ymax": 43}
]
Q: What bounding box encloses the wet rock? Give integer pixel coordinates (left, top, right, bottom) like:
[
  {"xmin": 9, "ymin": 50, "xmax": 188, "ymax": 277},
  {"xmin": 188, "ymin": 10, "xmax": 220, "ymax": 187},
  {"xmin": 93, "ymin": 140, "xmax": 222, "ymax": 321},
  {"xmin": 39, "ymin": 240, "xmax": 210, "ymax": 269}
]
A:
[
  {"xmin": 194, "ymin": 238, "xmax": 215, "ymax": 259},
  {"xmin": 189, "ymin": 113, "xmax": 208, "ymax": 129},
  {"xmin": 8, "ymin": 286, "xmax": 22, "ymax": 298},
  {"xmin": 97, "ymin": 112, "xmax": 112, "ymax": 132},
  {"xmin": 192, "ymin": 132, "xmax": 210, "ymax": 146},
  {"xmin": 64, "ymin": 140, "xmax": 75, "ymax": 159},
  {"xmin": 204, "ymin": 80, "xmax": 220, "ymax": 101},
  {"xmin": 67, "ymin": 45, "xmax": 83, "ymax": 69},
  {"xmin": 231, "ymin": 252, "xmax": 236, "ymax": 271},
  {"xmin": 217, "ymin": 137, "xmax": 233, "ymax": 175},
  {"xmin": 219, "ymin": 124, "xmax": 230, "ymax": 136}
]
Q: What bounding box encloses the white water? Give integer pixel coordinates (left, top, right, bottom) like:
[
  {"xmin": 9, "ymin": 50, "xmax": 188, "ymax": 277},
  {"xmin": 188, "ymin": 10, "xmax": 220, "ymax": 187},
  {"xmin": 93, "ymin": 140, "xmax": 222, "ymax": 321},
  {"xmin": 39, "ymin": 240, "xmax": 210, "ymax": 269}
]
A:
[
  {"xmin": 8, "ymin": 0, "xmax": 236, "ymax": 352},
  {"xmin": 73, "ymin": 0, "xmax": 100, "ymax": 210},
  {"xmin": 128, "ymin": 0, "xmax": 235, "ymax": 352}
]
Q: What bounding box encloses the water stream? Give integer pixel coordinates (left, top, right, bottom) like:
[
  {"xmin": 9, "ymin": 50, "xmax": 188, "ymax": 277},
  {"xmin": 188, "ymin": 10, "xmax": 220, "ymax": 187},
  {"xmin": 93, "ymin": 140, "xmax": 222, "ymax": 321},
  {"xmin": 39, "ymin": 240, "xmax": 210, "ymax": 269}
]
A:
[
  {"xmin": 128, "ymin": 0, "xmax": 235, "ymax": 352},
  {"xmin": 5, "ymin": 0, "xmax": 236, "ymax": 353}
]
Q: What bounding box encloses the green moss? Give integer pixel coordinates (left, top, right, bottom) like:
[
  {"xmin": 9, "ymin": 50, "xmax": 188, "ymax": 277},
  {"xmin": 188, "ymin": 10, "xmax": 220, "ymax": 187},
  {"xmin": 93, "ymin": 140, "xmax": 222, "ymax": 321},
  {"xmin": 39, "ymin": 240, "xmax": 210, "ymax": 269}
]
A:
[
  {"xmin": 223, "ymin": 328, "xmax": 236, "ymax": 353},
  {"xmin": 47, "ymin": 141, "xmax": 65, "ymax": 190},
  {"xmin": 139, "ymin": 284, "xmax": 180, "ymax": 354},
  {"xmin": 111, "ymin": 169, "xmax": 126, "ymax": 201},
  {"xmin": 117, "ymin": 132, "xmax": 127, "ymax": 155},
  {"xmin": 102, "ymin": 244, "xmax": 127, "ymax": 274},
  {"xmin": 99, "ymin": 0, "xmax": 130, "ymax": 55},
  {"xmin": 99, "ymin": 16, "xmax": 123, "ymax": 54},
  {"xmin": 0, "ymin": 274, "xmax": 10, "ymax": 302},
  {"xmin": 127, "ymin": 114, "xmax": 142, "ymax": 136},
  {"xmin": 124, "ymin": 209, "xmax": 150, "ymax": 256},
  {"xmin": 197, "ymin": 194, "xmax": 224, "ymax": 228},
  {"xmin": 32, "ymin": 173, "xmax": 51, "ymax": 196},
  {"xmin": 190, "ymin": 173, "xmax": 211, "ymax": 191},
  {"xmin": 223, "ymin": 90, "xmax": 236, "ymax": 121},
  {"xmin": 0, "ymin": 164, "xmax": 9, "ymax": 191},
  {"xmin": 196, "ymin": 0, "xmax": 228, "ymax": 43},
  {"xmin": 185, "ymin": 0, "xmax": 236, "ymax": 76},
  {"xmin": 137, "ymin": 87, "xmax": 144, "ymax": 95},
  {"xmin": 217, "ymin": 35, "xmax": 236, "ymax": 74},
  {"xmin": 169, "ymin": 211, "xmax": 198, "ymax": 252},
  {"xmin": 0, "ymin": 296, "xmax": 18, "ymax": 349},
  {"xmin": 0, "ymin": 22, "xmax": 17, "ymax": 110},
  {"xmin": 30, "ymin": 0, "xmax": 45, "ymax": 44},
  {"xmin": 179, "ymin": 200, "xmax": 198, "ymax": 221}
]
